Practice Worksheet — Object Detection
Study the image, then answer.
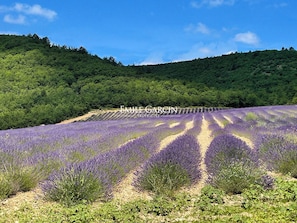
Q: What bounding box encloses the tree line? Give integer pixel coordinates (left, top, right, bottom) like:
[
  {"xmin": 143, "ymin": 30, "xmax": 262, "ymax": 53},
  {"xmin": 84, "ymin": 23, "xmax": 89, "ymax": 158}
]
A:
[{"xmin": 0, "ymin": 34, "xmax": 296, "ymax": 129}]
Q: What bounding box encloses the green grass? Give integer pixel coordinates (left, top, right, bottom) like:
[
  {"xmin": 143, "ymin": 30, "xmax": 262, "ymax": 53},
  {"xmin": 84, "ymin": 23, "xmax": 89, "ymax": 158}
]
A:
[{"xmin": 1, "ymin": 176, "xmax": 297, "ymax": 222}]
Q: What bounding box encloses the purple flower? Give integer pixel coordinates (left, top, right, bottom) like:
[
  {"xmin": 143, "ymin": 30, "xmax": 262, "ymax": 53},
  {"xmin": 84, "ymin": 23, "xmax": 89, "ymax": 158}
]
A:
[
  {"xmin": 205, "ymin": 134, "xmax": 257, "ymax": 177},
  {"xmin": 134, "ymin": 134, "xmax": 202, "ymax": 192}
]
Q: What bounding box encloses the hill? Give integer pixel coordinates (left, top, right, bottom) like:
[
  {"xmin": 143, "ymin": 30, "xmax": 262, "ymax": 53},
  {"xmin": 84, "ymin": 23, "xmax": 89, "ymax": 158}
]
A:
[{"xmin": 0, "ymin": 34, "xmax": 297, "ymax": 129}]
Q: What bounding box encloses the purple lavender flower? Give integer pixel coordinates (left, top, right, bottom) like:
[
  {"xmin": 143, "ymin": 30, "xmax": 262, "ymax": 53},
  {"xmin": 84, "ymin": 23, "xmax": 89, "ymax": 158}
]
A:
[
  {"xmin": 134, "ymin": 134, "xmax": 201, "ymax": 195},
  {"xmin": 42, "ymin": 132, "xmax": 161, "ymax": 201},
  {"xmin": 205, "ymin": 134, "xmax": 267, "ymax": 194},
  {"xmin": 205, "ymin": 134, "xmax": 257, "ymax": 177},
  {"xmin": 255, "ymin": 133, "xmax": 297, "ymax": 177}
]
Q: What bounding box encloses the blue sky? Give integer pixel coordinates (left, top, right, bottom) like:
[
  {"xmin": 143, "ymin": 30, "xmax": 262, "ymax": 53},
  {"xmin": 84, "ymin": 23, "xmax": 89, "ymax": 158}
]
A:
[{"xmin": 0, "ymin": 1, "xmax": 296, "ymax": 65}]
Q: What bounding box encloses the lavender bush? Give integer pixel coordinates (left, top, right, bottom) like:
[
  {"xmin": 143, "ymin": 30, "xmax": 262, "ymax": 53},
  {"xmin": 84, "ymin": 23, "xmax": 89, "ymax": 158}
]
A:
[
  {"xmin": 205, "ymin": 134, "xmax": 265, "ymax": 194},
  {"xmin": 255, "ymin": 133, "xmax": 297, "ymax": 177},
  {"xmin": 42, "ymin": 166, "xmax": 104, "ymax": 206},
  {"xmin": 0, "ymin": 117, "xmax": 169, "ymax": 194},
  {"xmin": 134, "ymin": 134, "xmax": 201, "ymax": 197},
  {"xmin": 0, "ymin": 163, "xmax": 41, "ymax": 199},
  {"xmin": 186, "ymin": 114, "xmax": 202, "ymax": 137},
  {"xmin": 205, "ymin": 134, "xmax": 257, "ymax": 175},
  {"xmin": 224, "ymin": 123, "xmax": 256, "ymax": 142},
  {"xmin": 42, "ymin": 132, "xmax": 160, "ymax": 205}
]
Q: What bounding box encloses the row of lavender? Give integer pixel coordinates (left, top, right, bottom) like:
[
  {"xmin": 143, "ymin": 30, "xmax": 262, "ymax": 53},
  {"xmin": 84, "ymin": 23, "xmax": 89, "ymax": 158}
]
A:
[
  {"xmin": 133, "ymin": 113, "xmax": 203, "ymax": 197},
  {"xmin": 204, "ymin": 105, "xmax": 297, "ymax": 193},
  {"xmin": 84, "ymin": 107, "xmax": 224, "ymax": 121},
  {"xmin": 0, "ymin": 113, "xmax": 197, "ymax": 203},
  {"xmin": 1, "ymin": 105, "xmax": 297, "ymax": 204},
  {"xmin": 133, "ymin": 105, "xmax": 297, "ymax": 197},
  {"xmin": 42, "ymin": 114, "xmax": 204, "ymax": 205}
]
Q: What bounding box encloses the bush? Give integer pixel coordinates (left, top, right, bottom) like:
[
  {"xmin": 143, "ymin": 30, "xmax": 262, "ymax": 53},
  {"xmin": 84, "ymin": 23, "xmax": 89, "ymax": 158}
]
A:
[
  {"xmin": 135, "ymin": 162, "xmax": 190, "ymax": 197},
  {"xmin": 0, "ymin": 165, "xmax": 40, "ymax": 200},
  {"xmin": 210, "ymin": 161, "xmax": 263, "ymax": 194},
  {"xmin": 134, "ymin": 135, "xmax": 201, "ymax": 197},
  {"xmin": 0, "ymin": 174, "xmax": 13, "ymax": 200},
  {"xmin": 255, "ymin": 133, "xmax": 297, "ymax": 177},
  {"xmin": 275, "ymin": 149, "xmax": 297, "ymax": 177},
  {"xmin": 42, "ymin": 168, "xmax": 104, "ymax": 206},
  {"xmin": 205, "ymin": 134, "xmax": 257, "ymax": 176},
  {"xmin": 205, "ymin": 134, "xmax": 264, "ymax": 194}
]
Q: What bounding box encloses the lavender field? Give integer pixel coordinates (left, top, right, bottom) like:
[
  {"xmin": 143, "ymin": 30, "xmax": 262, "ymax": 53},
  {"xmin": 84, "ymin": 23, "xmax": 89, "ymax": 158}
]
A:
[{"xmin": 1, "ymin": 105, "xmax": 297, "ymax": 220}]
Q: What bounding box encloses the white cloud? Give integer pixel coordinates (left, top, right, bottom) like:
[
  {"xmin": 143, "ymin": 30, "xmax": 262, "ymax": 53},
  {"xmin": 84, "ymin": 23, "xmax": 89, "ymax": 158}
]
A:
[
  {"xmin": 139, "ymin": 52, "xmax": 165, "ymax": 65},
  {"xmin": 13, "ymin": 3, "xmax": 57, "ymax": 20},
  {"xmin": 0, "ymin": 3, "xmax": 57, "ymax": 25},
  {"xmin": 234, "ymin": 31, "xmax": 259, "ymax": 45},
  {"xmin": 191, "ymin": 0, "xmax": 235, "ymax": 8},
  {"xmin": 4, "ymin": 14, "xmax": 25, "ymax": 24},
  {"xmin": 174, "ymin": 42, "xmax": 236, "ymax": 62},
  {"xmin": 185, "ymin": 22, "xmax": 210, "ymax": 34}
]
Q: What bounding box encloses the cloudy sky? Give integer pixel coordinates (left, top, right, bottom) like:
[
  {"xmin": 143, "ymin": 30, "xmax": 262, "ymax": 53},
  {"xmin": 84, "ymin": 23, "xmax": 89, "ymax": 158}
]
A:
[{"xmin": 0, "ymin": 1, "xmax": 296, "ymax": 65}]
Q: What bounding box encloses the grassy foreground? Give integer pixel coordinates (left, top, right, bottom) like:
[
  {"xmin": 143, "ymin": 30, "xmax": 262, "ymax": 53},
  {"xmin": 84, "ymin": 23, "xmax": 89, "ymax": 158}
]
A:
[{"xmin": 1, "ymin": 175, "xmax": 297, "ymax": 223}]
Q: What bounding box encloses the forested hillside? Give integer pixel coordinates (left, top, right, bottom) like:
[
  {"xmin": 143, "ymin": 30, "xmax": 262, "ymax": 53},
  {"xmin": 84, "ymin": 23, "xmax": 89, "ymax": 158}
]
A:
[{"xmin": 0, "ymin": 34, "xmax": 297, "ymax": 129}]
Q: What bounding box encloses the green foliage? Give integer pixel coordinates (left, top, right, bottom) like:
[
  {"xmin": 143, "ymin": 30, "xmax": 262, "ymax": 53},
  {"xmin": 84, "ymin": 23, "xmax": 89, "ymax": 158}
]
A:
[
  {"xmin": 2, "ymin": 178, "xmax": 297, "ymax": 222},
  {"xmin": 196, "ymin": 185, "xmax": 225, "ymax": 211},
  {"xmin": 0, "ymin": 174, "xmax": 12, "ymax": 200},
  {"xmin": 137, "ymin": 163, "xmax": 190, "ymax": 197},
  {"xmin": 210, "ymin": 161, "xmax": 264, "ymax": 194},
  {"xmin": 276, "ymin": 150, "xmax": 297, "ymax": 178},
  {"xmin": 245, "ymin": 112, "xmax": 258, "ymax": 121},
  {"xmin": 43, "ymin": 169, "xmax": 104, "ymax": 207},
  {"xmin": 0, "ymin": 165, "xmax": 40, "ymax": 199},
  {"xmin": 242, "ymin": 178, "xmax": 297, "ymax": 210},
  {"xmin": 1, "ymin": 34, "xmax": 297, "ymax": 129}
]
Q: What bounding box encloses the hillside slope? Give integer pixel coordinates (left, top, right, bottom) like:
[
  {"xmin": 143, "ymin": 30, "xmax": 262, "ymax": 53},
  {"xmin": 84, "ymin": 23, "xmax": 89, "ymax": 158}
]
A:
[{"xmin": 0, "ymin": 34, "xmax": 297, "ymax": 129}]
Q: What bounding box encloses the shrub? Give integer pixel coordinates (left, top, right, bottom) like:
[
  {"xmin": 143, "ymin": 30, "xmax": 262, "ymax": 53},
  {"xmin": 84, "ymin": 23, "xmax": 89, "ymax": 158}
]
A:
[
  {"xmin": 136, "ymin": 162, "xmax": 190, "ymax": 197},
  {"xmin": 0, "ymin": 173, "xmax": 13, "ymax": 200},
  {"xmin": 274, "ymin": 149, "xmax": 297, "ymax": 177},
  {"xmin": 134, "ymin": 135, "xmax": 201, "ymax": 197},
  {"xmin": 205, "ymin": 134, "xmax": 264, "ymax": 194},
  {"xmin": 258, "ymin": 174, "xmax": 275, "ymax": 190},
  {"xmin": 0, "ymin": 164, "xmax": 40, "ymax": 200},
  {"xmin": 210, "ymin": 161, "xmax": 264, "ymax": 194},
  {"xmin": 42, "ymin": 167, "xmax": 104, "ymax": 206},
  {"xmin": 10, "ymin": 166, "xmax": 41, "ymax": 192},
  {"xmin": 43, "ymin": 133, "xmax": 160, "ymax": 204},
  {"xmin": 205, "ymin": 134, "xmax": 257, "ymax": 176},
  {"xmin": 255, "ymin": 133, "xmax": 297, "ymax": 177}
]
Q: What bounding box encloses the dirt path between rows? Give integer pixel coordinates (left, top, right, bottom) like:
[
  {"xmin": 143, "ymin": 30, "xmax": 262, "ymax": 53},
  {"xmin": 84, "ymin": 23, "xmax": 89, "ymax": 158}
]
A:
[
  {"xmin": 113, "ymin": 120, "xmax": 194, "ymax": 202},
  {"xmin": 1, "ymin": 116, "xmax": 256, "ymax": 210},
  {"xmin": 1, "ymin": 118, "xmax": 210, "ymax": 207},
  {"xmin": 212, "ymin": 114, "xmax": 254, "ymax": 149},
  {"xmin": 182, "ymin": 115, "xmax": 212, "ymax": 195},
  {"xmin": 58, "ymin": 111, "xmax": 99, "ymax": 124}
]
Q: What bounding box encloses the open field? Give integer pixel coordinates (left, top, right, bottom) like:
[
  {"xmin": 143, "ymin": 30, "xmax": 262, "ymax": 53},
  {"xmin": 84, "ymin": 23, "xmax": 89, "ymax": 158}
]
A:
[{"xmin": 1, "ymin": 105, "xmax": 297, "ymax": 222}]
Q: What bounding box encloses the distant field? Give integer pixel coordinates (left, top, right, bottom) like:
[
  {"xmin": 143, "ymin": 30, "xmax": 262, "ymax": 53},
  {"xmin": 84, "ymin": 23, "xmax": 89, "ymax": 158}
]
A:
[
  {"xmin": 62, "ymin": 106, "xmax": 227, "ymax": 123},
  {"xmin": 1, "ymin": 105, "xmax": 297, "ymax": 222}
]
